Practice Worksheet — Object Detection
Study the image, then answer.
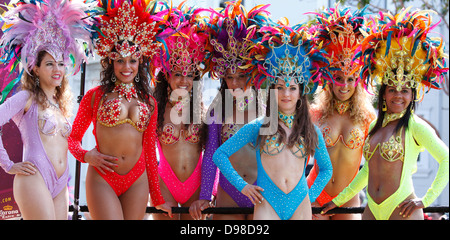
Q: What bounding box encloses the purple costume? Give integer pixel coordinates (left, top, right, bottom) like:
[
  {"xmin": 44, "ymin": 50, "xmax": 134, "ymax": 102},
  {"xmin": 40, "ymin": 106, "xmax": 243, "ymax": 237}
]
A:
[
  {"xmin": 0, "ymin": 91, "xmax": 70, "ymax": 198},
  {"xmin": 200, "ymin": 114, "xmax": 255, "ymax": 208},
  {"xmin": 0, "ymin": 0, "xmax": 94, "ymax": 202},
  {"xmin": 198, "ymin": 1, "xmax": 269, "ymax": 208}
]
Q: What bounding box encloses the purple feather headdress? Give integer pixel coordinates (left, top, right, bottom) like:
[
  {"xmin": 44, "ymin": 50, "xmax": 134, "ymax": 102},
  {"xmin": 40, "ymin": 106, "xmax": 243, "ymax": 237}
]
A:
[
  {"xmin": 204, "ymin": 0, "xmax": 270, "ymax": 80},
  {"xmin": 0, "ymin": 0, "xmax": 96, "ymax": 76},
  {"xmin": 151, "ymin": 1, "xmax": 210, "ymax": 77}
]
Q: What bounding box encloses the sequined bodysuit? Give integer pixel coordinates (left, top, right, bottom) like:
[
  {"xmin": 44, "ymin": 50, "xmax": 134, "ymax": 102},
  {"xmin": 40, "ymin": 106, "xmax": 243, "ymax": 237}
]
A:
[
  {"xmin": 306, "ymin": 121, "xmax": 368, "ymax": 206},
  {"xmin": 157, "ymin": 121, "xmax": 202, "ymax": 204},
  {"xmin": 68, "ymin": 86, "xmax": 164, "ymax": 205},
  {"xmin": 0, "ymin": 91, "xmax": 70, "ymax": 198},
  {"xmin": 332, "ymin": 115, "xmax": 449, "ymax": 220},
  {"xmin": 213, "ymin": 117, "xmax": 333, "ymax": 220}
]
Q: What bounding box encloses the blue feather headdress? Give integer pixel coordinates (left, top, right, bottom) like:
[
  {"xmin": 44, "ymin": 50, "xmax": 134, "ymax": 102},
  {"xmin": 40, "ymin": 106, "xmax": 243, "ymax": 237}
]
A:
[{"xmin": 248, "ymin": 19, "xmax": 330, "ymax": 94}]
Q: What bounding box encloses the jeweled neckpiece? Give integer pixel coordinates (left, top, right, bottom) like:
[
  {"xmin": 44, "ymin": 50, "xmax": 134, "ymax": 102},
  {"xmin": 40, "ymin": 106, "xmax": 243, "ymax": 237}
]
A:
[
  {"xmin": 112, "ymin": 82, "xmax": 137, "ymax": 102},
  {"xmin": 382, "ymin": 109, "xmax": 407, "ymax": 127},
  {"xmin": 334, "ymin": 99, "xmax": 351, "ymax": 115},
  {"xmin": 234, "ymin": 93, "xmax": 255, "ymax": 112},
  {"xmin": 278, "ymin": 111, "xmax": 295, "ymax": 129},
  {"xmin": 47, "ymin": 99, "xmax": 60, "ymax": 110}
]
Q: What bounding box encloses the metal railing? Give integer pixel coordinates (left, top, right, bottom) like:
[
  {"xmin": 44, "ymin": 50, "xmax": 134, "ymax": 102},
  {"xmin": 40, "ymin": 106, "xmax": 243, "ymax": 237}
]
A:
[{"xmin": 69, "ymin": 205, "xmax": 449, "ymax": 218}]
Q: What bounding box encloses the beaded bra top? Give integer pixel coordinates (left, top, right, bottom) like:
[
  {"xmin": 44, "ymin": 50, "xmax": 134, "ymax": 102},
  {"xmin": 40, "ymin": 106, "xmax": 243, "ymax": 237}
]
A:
[
  {"xmin": 158, "ymin": 123, "xmax": 200, "ymax": 145},
  {"xmin": 321, "ymin": 125, "xmax": 365, "ymax": 150},
  {"xmin": 261, "ymin": 134, "xmax": 307, "ymax": 159},
  {"xmin": 363, "ymin": 126, "xmax": 404, "ymax": 163},
  {"xmin": 222, "ymin": 123, "xmax": 255, "ymax": 148},
  {"xmin": 362, "ymin": 111, "xmax": 407, "ymax": 162},
  {"xmin": 97, "ymin": 82, "xmax": 151, "ymax": 132},
  {"xmin": 260, "ymin": 112, "xmax": 307, "ymax": 159},
  {"xmin": 38, "ymin": 106, "xmax": 71, "ymax": 138}
]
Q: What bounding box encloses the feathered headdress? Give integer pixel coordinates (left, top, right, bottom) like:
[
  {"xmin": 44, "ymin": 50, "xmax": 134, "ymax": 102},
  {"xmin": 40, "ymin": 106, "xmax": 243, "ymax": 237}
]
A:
[
  {"xmin": 249, "ymin": 19, "xmax": 330, "ymax": 94},
  {"xmin": 357, "ymin": 7, "xmax": 448, "ymax": 100},
  {"xmin": 309, "ymin": 4, "xmax": 369, "ymax": 85},
  {"xmin": 204, "ymin": 0, "xmax": 270, "ymax": 80},
  {"xmin": 95, "ymin": 0, "xmax": 164, "ymax": 62},
  {"xmin": 0, "ymin": 0, "xmax": 97, "ymax": 101},
  {"xmin": 151, "ymin": 0, "xmax": 209, "ymax": 77}
]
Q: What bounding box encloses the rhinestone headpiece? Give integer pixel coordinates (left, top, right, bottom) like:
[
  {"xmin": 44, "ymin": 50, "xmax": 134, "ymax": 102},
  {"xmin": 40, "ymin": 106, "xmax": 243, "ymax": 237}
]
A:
[
  {"xmin": 311, "ymin": 4, "xmax": 368, "ymax": 82},
  {"xmin": 249, "ymin": 20, "xmax": 330, "ymax": 93},
  {"xmin": 358, "ymin": 7, "xmax": 448, "ymax": 99},
  {"xmin": 152, "ymin": 2, "xmax": 209, "ymax": 77},
  {"xmin": 96, "ymin": 0, "xmax": 163, "ymax": 60},
  {"xmin": 264, "ymin": 33, "xmax": 312, "ymax": 88},
  {"xmin": 205, "ymin": 0, "xmax": 269, "ymax": 79},
  {"xmin": 0, "ymin": 0, "xmax": 96, "ymax": 75}
]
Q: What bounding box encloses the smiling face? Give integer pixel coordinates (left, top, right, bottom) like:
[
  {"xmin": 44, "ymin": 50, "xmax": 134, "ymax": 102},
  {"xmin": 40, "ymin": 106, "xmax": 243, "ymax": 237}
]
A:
[
  {"xmin": 331, "ymin": 71, "xmax": 356, "ymax": 101},
  {"xmin": 167, "ymin": 67, "xmax": 195, "ymax": 92},
  {"xmin": 383, "ymin": 83, "xmax": 413, "ymax": 114},
  {"xmin": 33, "ymin": 52, "xmax": 65, "ymax": 89},
  {"xmin": 113, "ymin": 56, "xmax": 140, "ymax": 84},
  {"xmin": 275, "ymin": 78, "xmax": 301, "ymax": 114}
]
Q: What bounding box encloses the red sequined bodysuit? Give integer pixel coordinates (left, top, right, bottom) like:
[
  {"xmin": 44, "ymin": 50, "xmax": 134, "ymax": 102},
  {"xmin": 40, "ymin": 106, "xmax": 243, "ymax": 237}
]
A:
[{"xmin": 68, "ymin": 86, "xmax": 164, "ymax": 205}]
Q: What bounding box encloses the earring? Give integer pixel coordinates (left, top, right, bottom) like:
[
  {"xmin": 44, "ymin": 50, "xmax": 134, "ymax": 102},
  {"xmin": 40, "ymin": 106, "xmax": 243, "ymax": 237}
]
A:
[
  {"xmin": 382, "ymin": 98, "xmax": 387, "ymax": 112},
  {"xmin": 35, "ymin": 77, "xmax": 40, "ymax": 87},
  {"xmin": 135, "ymin": 74, "xmax": 140, "ymax": 83},
  {"xmin": 111, "ymin": 74, "xmax": 116, "ymax": 83}
]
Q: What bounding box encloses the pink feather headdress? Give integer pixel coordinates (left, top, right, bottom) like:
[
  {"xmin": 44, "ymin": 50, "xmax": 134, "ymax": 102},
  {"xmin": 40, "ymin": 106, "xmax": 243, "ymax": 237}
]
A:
[
  {"xmin": 0, "ymin": 0, "xmax": 96, "ymax": 75},
  {"xmin": 152, "ymin": 1, "xmax": 209, "ymax": 77}
]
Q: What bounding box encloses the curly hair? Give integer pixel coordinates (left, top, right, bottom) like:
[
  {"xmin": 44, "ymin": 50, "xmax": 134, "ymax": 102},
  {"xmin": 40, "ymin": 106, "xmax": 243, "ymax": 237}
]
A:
[
  {"xmin": 20, "ymin": 50, "xmax": 73, "ymax": 118},
  {"xmin": 311, "ymin": 81, "xmax": 376, "ymax": 127}
]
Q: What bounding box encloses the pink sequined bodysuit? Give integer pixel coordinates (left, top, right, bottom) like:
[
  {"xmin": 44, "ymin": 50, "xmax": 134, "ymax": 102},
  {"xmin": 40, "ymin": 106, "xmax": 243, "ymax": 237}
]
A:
[{"xmin": 157, "ymin": 122, "xmax": 202, "ymax": 204}]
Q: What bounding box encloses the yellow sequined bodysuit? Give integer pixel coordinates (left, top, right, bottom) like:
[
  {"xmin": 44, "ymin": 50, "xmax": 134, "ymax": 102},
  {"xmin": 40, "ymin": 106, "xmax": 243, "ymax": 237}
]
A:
[{"xmin": 332, "ymin": 114, "xmax": 449, "ymax": 220}]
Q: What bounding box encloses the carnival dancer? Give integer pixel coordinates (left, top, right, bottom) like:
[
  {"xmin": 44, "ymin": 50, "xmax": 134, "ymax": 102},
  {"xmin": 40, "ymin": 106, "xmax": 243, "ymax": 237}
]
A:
[
  {"xmin": 213, "ymin": 20, "xmax": 333, "ymax": 220},
  {"xmin": 151, "ymin": 1, "xmax": 209, "ymax": 220},
  {"xmin": 307, "ymin": 5, "xmax": 376, "ymax": 220},
  {"xmin": 190, "ymin": 0, "xmax": 270, "ymax": 220},
  {"xmin": 0, "ymin": 0, "xmax": 95, "ymax": 219},
  {"xmin": 68, "ymin": 0, "xmax": 171, "ymax": 219},
  {"xmin": 321, "ymin": 8, "xmax": 449, "ymax": 220}
]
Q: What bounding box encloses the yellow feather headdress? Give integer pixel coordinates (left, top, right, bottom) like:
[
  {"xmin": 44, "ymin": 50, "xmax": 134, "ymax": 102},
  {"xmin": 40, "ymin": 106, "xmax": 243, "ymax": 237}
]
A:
[{"xmin": 358, "ymin": 7, "xmax": 448, "ymax": 99}]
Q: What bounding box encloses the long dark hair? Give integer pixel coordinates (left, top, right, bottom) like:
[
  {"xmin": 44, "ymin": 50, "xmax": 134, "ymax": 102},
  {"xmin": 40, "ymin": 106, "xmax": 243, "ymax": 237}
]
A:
[
  {"xmin": 153, "ymin": 71, "xmax": 207, "ymax": 150},
  {"xmin": 259, "ymin": 83, "xmax": 318, "ymax": 157},
  {"xmin": 99, "ymin": 57, "xmax": 153, "ymax": 109},
  {"xmin": 368, "ymin": 84, "xmax": 417, "ymax": 137}
]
